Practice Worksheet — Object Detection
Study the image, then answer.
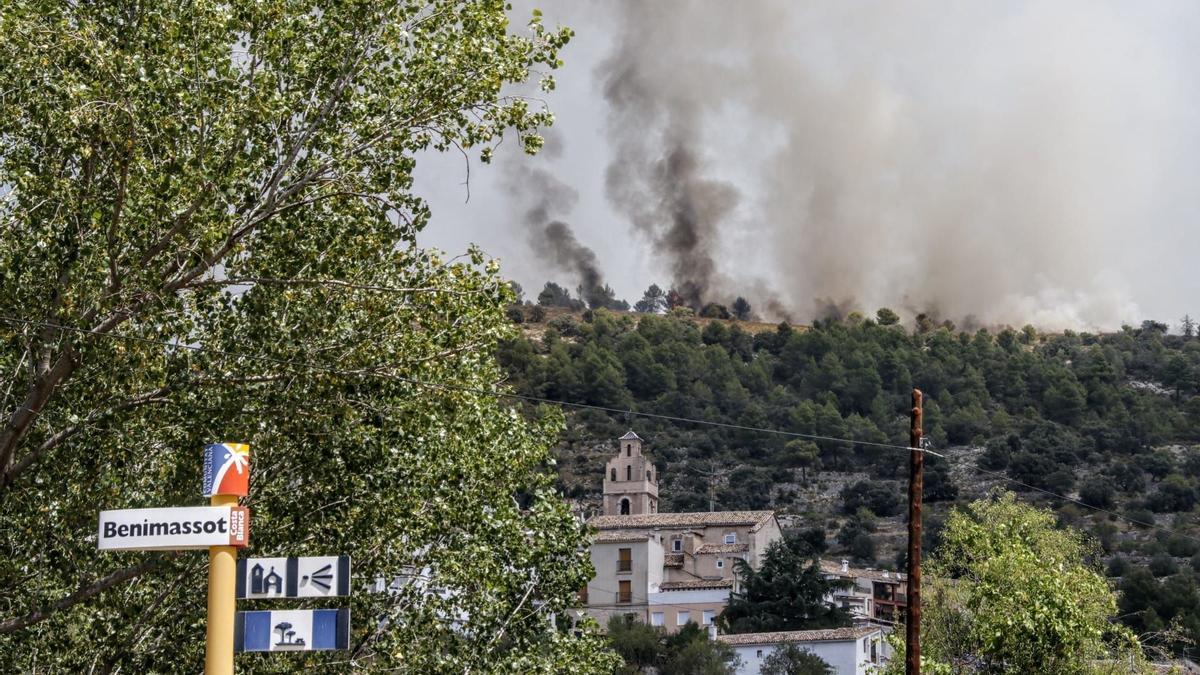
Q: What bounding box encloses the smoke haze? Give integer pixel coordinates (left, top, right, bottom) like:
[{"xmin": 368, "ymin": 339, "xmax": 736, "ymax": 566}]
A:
[
  {"xmin": 503, "ymin": 139, "xmax": 614, "ymax": 309},
  {"xmin": 417, "ymin": 1, "xmax": 1200, "ymax": 329}
]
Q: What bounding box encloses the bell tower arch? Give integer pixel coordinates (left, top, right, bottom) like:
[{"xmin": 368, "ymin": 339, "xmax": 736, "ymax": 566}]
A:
[{"xmin": 602, "ymin": 431, "xmax": 659, "ymax": 516}]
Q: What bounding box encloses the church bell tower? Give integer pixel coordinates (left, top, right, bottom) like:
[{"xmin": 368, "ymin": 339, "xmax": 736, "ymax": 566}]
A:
[{"xmin": 602, "ymin": 431, "xmax": 659, "ymax": 516}]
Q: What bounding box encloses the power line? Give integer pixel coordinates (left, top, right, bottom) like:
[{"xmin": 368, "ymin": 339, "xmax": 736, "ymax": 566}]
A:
[
  {"xmin": 966, "ymin": 463, "xmax": 1200, "ymax": 544},
  {"xmin": 4, "ymin": 312, "xmax": 1199, "ymax": 547},
  {"xmin": 0, "ymin": 314, "xmax": 937, "ymax": 457}
]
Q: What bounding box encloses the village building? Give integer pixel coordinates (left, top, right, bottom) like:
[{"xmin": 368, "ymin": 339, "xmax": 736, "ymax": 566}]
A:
[
  {"xmin": 820, "ymin": 559, "xmax": 908, "ymax": 626},
  {"xmin": 716, "ymin": 626, "xmax": 885, "ymax": 675},
  {"xmin": 581, "ymin": 432, "xmax": 783, "ymax": 632}
]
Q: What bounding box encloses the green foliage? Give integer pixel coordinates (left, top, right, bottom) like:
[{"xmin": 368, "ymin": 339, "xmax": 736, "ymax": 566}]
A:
[
  {"xmin": 731, "ymin": 297, "xmax": 753, "ymax": 321},
  {"xmin": 608, "ymin": 615, "xmax": 661, "ymax": 672},
  {"xmin": 782, "ymin": 440, "xmax": 821, "ymax": 481},
  {"xmin": 840, "ymin": 480, "xmax": 902, "ymax": 517},
  {"xmin": 0, "ymin": 1, "xmax": 620, "ymax": 671},
  {"xmin": 607, "ymin": 616, "xmax": 739, "ymax": 675},
  {"xmin": 1080, "ymin": 477, "xmax": 1117, "ymax": 509},
  {"xmin": 539, "ymin": 281, "xmax": 586, "ymax": 310},
  {"xmin": 718, "ymin": 534, "xmax": 851, "ymax": 634},
  {"xmin": 1118, "ymin": 565, "xmax": 1200, "ymax": 656},
  {"xmin": 758, "ymin": 643, "xmax": 834, "ymax": 675},
  {"xmin": 875, "ymin": 307, "xmax": 901, "ymax": 326},
  {"xmin": 921, "ymin": 493, "xmax": 1145, "ymax": 674},
  {"xmin": 501, "ymin": 308, "xmax": 1194, "ymax": 513},
  {"xmin": 635, "ymin": 284, "xmax": 668, "ymax": 314}
]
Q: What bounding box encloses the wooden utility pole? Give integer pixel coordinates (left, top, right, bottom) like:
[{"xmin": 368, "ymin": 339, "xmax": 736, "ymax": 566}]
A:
[
  {"xmin": 690, "ymin": 460, "xmax": 728, "ymax": 512},
  {"xmin": 906, "ymin": 389, "xmax": 924, "ymax": 675}
]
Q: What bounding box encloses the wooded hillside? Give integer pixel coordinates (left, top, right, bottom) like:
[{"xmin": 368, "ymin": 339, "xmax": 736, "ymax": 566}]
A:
[{"xmin": 498, "ymin": 306, "xmax": 1200, "ymax": 653}]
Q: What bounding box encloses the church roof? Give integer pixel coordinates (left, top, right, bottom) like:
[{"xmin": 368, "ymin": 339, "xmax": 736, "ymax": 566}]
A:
[
  {"xmin": 589, "ymin": 511, "xmax": 776, "ymax": 533},
  {"xmin": 618, "ymin": 430, "xmax": 643, "ymax": 441},
  {"xmin": 592, "ymin": 531, "xmax": 655, "ymax": 544}
]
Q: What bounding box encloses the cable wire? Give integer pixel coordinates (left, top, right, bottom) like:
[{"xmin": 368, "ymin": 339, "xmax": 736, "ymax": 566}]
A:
[
  {"xmin": 5, "ymin": 312, "xmax": 1198, "ymax": 547},
  {"xmin": 0, "ymin": 314, "xmax": 937, "ymax": 457}
]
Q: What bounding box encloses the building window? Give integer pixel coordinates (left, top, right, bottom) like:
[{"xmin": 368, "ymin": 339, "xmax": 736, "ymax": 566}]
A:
[
  {"xmin": 677, "ymin": 611, "xmax": 690, "ymax": 626},
  {"xmin": 620, "ymin": 498, "xmax": 630, "ymax": 515},
  {"xmin": 724, "ymin": 533, "xmax": 736, "ymax": 545},
  {"xmin": 871, "ymin": 639, "xmax": 879, "ymax": 663},
  {"xmin": 618, "ymin": 580, "xmax": 632, "ymax": 604},
  {"xmin": 626, "ymin": 465, "xmax": 632, "ymax": 481},
  {"xmin": 650, "ymin": 612, "xmax": 664, "ymax": 626},
  {"xmin": 618, "ymin": 548, "xmax": 632, "ymax": 573},
  {"xmin": 672, "ymin": 537, "xmax": 682, "ymax": 552},
  {"xmin": 646, "ymin": 470, "xmax": 652, "ymax": 481},
  {"xmin": 610, "ymin": 468, "xmax": 617, "ymax": 482},
  {"xmin": 756, "ymin": 649, "xmax": 763, "ymax": 658},
  {"xmin": 716, "ymin": 558, "xmax": 724, "ymax": 569},
  {"xmin": 702, "ymin": 610, "xmax": 715, "ymax": 625},
  {"xmin": 626, "ymin": 443, "xmax": 631, "ymax": 456}
]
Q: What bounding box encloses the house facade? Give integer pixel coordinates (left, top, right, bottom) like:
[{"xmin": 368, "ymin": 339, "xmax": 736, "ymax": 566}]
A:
[
  {"xmin": 717, "ymin": 626, "xmax": 885, "ymax": 675},
  {"xmin": 821, "ymin": 559, "xmax": 908, "ymax": 625},
  {"xmin": 582, "ymin": 432, "xmax": 782, "ymax": 632}
]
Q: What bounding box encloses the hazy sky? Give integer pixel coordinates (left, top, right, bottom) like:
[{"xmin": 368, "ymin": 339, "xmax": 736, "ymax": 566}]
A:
[{"xmin": 415, "ymin": 1, "xmax": 1200, "ymax": 329}]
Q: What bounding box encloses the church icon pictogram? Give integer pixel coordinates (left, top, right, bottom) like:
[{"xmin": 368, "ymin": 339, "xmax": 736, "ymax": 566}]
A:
[{"xmin": 250, "ymin": 563, "xmax": 283, "ymax": 595}]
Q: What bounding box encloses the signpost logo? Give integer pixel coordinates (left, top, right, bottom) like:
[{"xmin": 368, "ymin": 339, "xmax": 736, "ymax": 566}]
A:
[{"xmin": 203, "ymin": 443, "xmax": 250, "ymax": 497}]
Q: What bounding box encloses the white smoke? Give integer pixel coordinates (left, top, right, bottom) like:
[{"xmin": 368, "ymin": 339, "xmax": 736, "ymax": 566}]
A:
[{"xmin": 591, "ymin": 0, "xmax": 1196, "ymax": 328}]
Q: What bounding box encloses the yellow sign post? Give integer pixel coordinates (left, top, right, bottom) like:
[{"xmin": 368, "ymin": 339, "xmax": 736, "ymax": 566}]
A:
[
  {"xmin": 203, "ymin": 443, "xmax": 251, "ymax": 674},
  {"xmin": 206, "ymin": 493, "xmax": 239, "ymax": 675}
]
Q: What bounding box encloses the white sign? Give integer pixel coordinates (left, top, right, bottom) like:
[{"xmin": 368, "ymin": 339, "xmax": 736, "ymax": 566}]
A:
[
  {"xmin": 237, "ymin": 555, "xmax": 351, "ymax": 599},
  {"xmin": 235, "ymin": 608, "xmax": 350, "ymax": 652},
  {"xmin": 97, "ymin": 506, "xmax": 250, "ymax": 551}
]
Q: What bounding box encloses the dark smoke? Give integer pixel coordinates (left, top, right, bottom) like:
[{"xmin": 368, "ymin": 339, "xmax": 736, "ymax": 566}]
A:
[
  {"xmin": 600, "ymin": 32, "xmax": 738, "ymax": 310},
  {"xmin": 502, "ymin": 147, "xmax": 613, "ymax": 308},
  {"xmin": 585, "ymin": 0, "xmax": 1179, "ymax": 328},
  {"xmin": 534, "ymin": 220, "xmax": 608, "ymax": 309}
]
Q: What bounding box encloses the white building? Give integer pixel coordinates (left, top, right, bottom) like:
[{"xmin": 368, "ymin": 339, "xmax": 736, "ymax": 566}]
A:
[
  {"xmin": 581, "ymin": 432, "xmax": 783, "ymax": 632},
  {"xmin": 820, "ymin": 559, "xmax": 907, "ymax": 626},
  {"xmin": 717, "ymin": 626, "xmax": 886, "ymax": 675}
]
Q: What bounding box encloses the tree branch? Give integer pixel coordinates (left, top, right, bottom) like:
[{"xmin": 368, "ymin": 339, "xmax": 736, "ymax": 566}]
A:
[
  {"xmin": 0, "ymin": 555, "xmax": 175, "ymax": 635},
  {"xmin": 188, "ymin": 277, "xmax": 476, "ymax": 296}
]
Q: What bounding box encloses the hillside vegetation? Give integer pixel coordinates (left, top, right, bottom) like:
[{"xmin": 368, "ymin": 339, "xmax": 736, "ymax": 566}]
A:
[{"xmin": 498, "ymin": 305, "xmax": 1200, "ymax": 653}]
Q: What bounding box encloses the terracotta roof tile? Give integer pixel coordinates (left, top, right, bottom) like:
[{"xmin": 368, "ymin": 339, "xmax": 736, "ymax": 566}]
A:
[
  {"xmin": 820, "ymin": 559, "xmax": 906, "ymax": 582},
  {"xmin": 716, "ymin": 627, "xmax": 880, "ymax": 646},
  {"xmin": 695, "ymin": 543, "xmax": 750, "ymax": 554},
  {"xmin": 663, "ymin": 554, "xmax": 684, "ymax": 567},
  {"xmin": 592, "ymin": 531, "xmax": 653, "ymax": 544},
  {"xmin": 658, "ymin": 580, "xmax": 734, "ymax": 591},
  {"xmin": 589, "ymin": 511, "xmax": 776, "ymax": 533}
]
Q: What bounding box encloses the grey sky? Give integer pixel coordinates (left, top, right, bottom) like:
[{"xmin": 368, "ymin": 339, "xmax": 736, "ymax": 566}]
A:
[{"xmin": 415, "ymin": 1, "xmax": 1200, "ymax": 329}]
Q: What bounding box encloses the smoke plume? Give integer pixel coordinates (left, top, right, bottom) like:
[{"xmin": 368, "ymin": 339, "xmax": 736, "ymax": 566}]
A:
[
  {"xmin": 503, "ymin": 142, "xmax": 613, "ymax": 309},
  {"xmin": 587, "ymin": 1, "xmax": 1196, "ymax": 327},
  {"xmin": 601, "ymin": 54, "xmax": 738, "ymax": 308}
]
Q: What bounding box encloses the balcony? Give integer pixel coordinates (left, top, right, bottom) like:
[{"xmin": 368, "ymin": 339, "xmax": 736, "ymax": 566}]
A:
[
  {"xmin": 617, "ymin": 559, "xmax": 632, "ymax": 573},
  {"xmin": 617, "ymin": 590, "xmax": 632, "ymax": 604}
]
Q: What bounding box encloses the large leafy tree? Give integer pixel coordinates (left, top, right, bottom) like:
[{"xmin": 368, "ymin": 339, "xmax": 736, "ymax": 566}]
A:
[
  {"xmin": 888, "ymin": 492, "xmax": 1148, "ymax": 674},
  {"xmin": 0, "ymin": 0, "xmax": 617, "ymax": 671},
  {"xmin": 718, "ymin": 533, "xmax": 850, "ymax": 634},
  {"xmin": 607, "ymin": 617, "xmax": 739, "ymax": 675},
  {"xmin": 759, "ymin": 644, "xmax": 834, "ymax": 675}
]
